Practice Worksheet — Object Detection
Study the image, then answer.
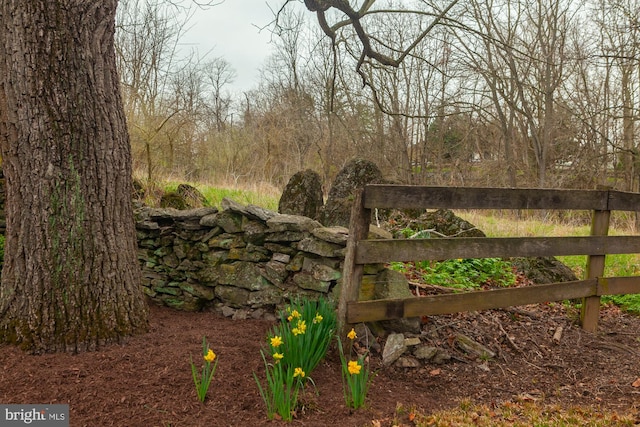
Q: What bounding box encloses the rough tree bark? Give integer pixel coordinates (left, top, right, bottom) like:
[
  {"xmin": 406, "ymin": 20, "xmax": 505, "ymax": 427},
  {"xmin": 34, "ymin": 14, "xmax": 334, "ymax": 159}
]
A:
[{"xmin": 0, "ymin": 1, "xmax": 148, "ymax": 353}]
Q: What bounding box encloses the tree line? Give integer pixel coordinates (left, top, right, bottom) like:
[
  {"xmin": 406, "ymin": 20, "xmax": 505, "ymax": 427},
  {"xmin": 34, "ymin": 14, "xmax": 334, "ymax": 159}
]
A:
[{"xmin": 117, "ymin": 0, "xmax": 640, "ymax": 193}]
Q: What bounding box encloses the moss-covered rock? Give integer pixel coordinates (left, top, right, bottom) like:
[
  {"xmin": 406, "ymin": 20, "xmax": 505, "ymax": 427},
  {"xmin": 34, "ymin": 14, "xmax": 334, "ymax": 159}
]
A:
[{"xmin": 278, "ymin": 169, "xmax": 324, "ymax": 220}]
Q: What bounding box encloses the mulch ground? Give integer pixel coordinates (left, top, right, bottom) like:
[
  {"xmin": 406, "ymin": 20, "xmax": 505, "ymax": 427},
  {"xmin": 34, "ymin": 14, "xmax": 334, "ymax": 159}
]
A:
[{"xmin": 1, "ymin": 300, "xmax": 639, "ymax": 427}]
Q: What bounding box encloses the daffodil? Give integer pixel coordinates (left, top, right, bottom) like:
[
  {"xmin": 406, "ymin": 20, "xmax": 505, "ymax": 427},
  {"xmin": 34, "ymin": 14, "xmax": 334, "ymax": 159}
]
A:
[
  {"xmin": 273, "ymin": 352, "xmax": 284, "ymax": 363},
  {"xmin": 313, "ymin": 313, "xmax": 323, "ymax": 324},
  {"xmin": 204, "ymin": 349, "xmax": 216, "ymax": 363},
  {"xmin": 270, "ymin": 335, "xmax": 283, "ymax": 348},
  {"xmin": 347, "ymin": 328, "xmax": 357, "ymax": 340},
  {"xmin": 347, "ymin": 360, "xmax": 361, "ymax": 375},
  {"xmin": 191, "ymin": 337, "xmax": 219, "ymax": 403},
  {"xmin": 287, "ymin": 309, "xmax": 301, "ymax": 322},
  {"xmin": 292, "ymin": 319, "xmax": 307, "ymax": 335},
  {"xmin": 293, "ymin": 367, "xmax": 305, "ymax": 378}
]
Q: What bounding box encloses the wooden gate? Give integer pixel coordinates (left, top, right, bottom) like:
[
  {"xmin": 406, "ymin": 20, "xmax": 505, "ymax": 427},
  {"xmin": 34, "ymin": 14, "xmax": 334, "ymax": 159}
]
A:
[{"xmin": 338, "ymin": 185, "xmax": 640, "ymax": 333}]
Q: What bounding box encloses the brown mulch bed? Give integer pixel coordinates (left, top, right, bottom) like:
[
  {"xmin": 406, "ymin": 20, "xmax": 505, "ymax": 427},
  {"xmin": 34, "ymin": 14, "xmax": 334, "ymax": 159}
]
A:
[{"xmin": 1, "ymin": 301, "xmax": 639, "ymax": 427}]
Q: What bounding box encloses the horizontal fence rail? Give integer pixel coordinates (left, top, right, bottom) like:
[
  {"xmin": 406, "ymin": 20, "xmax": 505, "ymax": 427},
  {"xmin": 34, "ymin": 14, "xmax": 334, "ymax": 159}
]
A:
[
  {"xmin": 346, "ymin": 276, "xmax": 638, "ymax": 323},
  {"xmin": 338, "ymin": 185, "xmax": 640, "ymax": 334},
  {"xmin": 356, "ymin": 236, "xmax": 640, "ymax": 264},
  {"xmin": 363, "ymin": 185, "xmax": 640, "ymax": 211}
]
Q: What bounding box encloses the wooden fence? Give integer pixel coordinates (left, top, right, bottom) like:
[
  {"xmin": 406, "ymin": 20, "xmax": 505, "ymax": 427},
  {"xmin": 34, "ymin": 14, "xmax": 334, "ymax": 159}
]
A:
[{"xmin": 338, "ymin": 185, "xmax": 640, "ymax": 333}]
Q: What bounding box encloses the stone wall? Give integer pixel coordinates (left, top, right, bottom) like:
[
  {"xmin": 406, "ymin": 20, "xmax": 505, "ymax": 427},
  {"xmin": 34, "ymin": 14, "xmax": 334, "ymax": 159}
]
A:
[{"xmin": 136, "ymin": 198, "xmax": 389, "ymax": 318}]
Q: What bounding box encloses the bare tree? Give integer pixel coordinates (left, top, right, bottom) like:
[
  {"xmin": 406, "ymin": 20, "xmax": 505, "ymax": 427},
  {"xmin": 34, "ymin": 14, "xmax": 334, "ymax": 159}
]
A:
[
  {"xmin": 595, "ymin": 0, "xmax": 640, "ymax": 192},
  {"xmin": 116, "ymin": 0, "xmax": 194, "ymax": 182},
  {"xmin": 203, "ymin": 57, "xmax": 237, "ymax": 133}
]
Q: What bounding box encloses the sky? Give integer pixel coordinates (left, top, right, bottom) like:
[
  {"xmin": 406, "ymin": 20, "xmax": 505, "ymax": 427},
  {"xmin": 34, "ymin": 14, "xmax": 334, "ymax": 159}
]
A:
[{"xmin": 180, "ymin": 1, "xmax": 284, "ymax": 93}]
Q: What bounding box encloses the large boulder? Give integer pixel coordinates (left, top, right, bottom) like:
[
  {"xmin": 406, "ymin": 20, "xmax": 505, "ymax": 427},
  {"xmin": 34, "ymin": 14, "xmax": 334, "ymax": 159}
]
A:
[
  {"xmin": 160, "ymin": 184, "xmax": 207, "ymax": 210},
  {"xmin": 177, "ymin": 184, "xmax": 207, "ymax": 208},
  {"xmin": 321, "ymin": 158, "xmax": 384, "ymax": 227},
  {"xmin": 384, "ymin": 208, "xmax": 486, "ymax": 239},
  {"xmin": 160, "ymin": 192, "xmax": 188, "ymax": 209},
  {"xmin": 278, "ymin": 169, "xmax": 324, "ymax": 220},
  {"xmin": 511, "ymin": 256, "xmax": 578, "ymax": 284}
]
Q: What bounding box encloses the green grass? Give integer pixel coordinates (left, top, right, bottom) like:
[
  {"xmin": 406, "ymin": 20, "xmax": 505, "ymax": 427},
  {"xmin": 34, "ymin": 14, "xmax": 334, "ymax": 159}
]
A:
[
  {"xmin": 198, "ymin": 186, "xmax": 279, "ymax": 211},
  {"xmin": 141, "ymin": 179, "xmax": 281, "ymax": 211},
  {"xmin": 393, "ymin": 400, "xmax": 637, "ymax": 426}
]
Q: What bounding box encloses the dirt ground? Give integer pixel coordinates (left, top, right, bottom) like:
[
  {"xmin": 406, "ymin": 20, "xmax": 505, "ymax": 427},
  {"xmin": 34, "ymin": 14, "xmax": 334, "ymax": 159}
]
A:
[{"xmin": 1, "ymin": 300, "xmax": 639, "ymax": 427}]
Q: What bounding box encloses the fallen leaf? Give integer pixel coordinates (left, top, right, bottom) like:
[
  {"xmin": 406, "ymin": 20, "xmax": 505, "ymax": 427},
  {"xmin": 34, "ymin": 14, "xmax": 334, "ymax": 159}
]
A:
[
  {"xmin": 429, "ymin": 368, "xmax": 441, "ymax": 376},
  {"xmin": 632, "ymin": 378, "xmax": 640, "ymax": 388}
]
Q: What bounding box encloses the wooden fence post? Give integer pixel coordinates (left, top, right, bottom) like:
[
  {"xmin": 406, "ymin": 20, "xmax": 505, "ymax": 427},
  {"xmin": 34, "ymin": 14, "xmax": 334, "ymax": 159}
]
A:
[
  {"xmin": 580, "ymin": 205, "xmax": 611, "ymax": 332},
  {"xmin": 338, "ymin": 188, "xmax": 371, "ymax": 337}
]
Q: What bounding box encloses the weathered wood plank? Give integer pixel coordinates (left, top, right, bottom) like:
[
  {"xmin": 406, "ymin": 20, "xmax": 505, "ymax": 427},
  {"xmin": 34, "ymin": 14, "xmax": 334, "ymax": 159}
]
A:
[
  {"xmin": 338, "ymin": 189, "xmax": 370, "ymax": 333},
  {"xmin": 347, "ymin": 280, "xmax": 598, "ymax": 323},
  {"xmin": 581, "ymin": 209, "xmax": 610, "ymax": 333},
  {"xmin": 598, "ymin": 276, "xmax": 640, "ymax": 296},
  {"xmin": 363, "ymin": 185, "xmax": 609, "ymax": 210},
  {"xmin": 608, "ymin": 190, "xmax": 640, "ymax": 212},
  {"xmin": 355, "ymin": 236, "xmax": 640, "ymax": 264}
]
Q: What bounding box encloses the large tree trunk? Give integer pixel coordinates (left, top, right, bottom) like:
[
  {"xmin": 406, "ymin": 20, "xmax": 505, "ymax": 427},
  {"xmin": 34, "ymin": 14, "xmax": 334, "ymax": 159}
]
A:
[{"xmin": 0, "ymin": 1, "xmax": 148, "ymax": 353}]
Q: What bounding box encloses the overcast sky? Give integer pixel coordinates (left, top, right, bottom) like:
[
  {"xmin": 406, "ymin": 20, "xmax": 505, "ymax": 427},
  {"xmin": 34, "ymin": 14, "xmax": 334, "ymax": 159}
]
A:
[{"xmin": 180, "ymin": 1, "xmax": 285, "ymax": 93}]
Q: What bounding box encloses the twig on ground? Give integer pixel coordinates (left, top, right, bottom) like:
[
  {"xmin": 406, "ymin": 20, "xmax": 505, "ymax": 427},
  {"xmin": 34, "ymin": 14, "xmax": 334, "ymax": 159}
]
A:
[
  {"xmin": 493, "ymin": 314, "xmax": 522, "ymax": 353},
  {"xmin": 500, "ymin": 307, "xmax": 542, "ymax": 320},
  {"xmin": 552, "ymin": 326, "xmax": 563, "ymax": 343},
  {"xmin": 588, "ymin": 341, "xmax": 639, "ymax": 357},
  {"xmin": 409, "ymin": 281, "xmax": 457, "ymax": 294}
]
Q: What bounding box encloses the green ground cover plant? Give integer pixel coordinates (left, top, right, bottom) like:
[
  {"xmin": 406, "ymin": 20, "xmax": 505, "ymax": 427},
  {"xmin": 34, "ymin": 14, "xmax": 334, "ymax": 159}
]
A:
[{"xmin": 390, "ymin": 258, "xmax": 516, "ymax": 290}]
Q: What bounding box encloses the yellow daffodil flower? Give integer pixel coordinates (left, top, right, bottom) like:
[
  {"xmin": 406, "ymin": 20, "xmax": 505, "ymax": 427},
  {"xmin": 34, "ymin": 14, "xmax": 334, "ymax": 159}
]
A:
[
  {"xmin": 287, "ymin": 309, "xmax": 301, "ymax": 322},
  {"xmin": 293, "ymin": 367, "xmax": 305, "ymax": 378},
  {"xmin": 313, "ymin": 313, "xmax": 323, "ymax": 324},
  {"xmin": 292, "ymin": 320, "xmax": 307, "ymax": 336},
  {"xmin": 270, "ymin": 335, "xmax": 283, "ymax": 348},
  {"xmin": 204, "ymin": 349, "xmax": 216, "ymax": 363},
  {"xmin": 347, "ymin": 360, "xmax": 361, "ymax": 375},
  {"xmin": 347, "ymin": 328, "xmax": 357, "ymax": 340},
  {"xmin": 273, "ymin": 352, "xmax": 284, "ymax": 363}
]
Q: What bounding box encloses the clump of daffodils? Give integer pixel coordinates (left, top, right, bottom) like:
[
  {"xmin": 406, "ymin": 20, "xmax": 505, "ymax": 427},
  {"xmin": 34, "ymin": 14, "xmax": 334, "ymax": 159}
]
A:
[
  {"xmin": 254, "ymin": 297, "xmax": 337, "ymax": 421},
  {"xmin": 275, "ymin": 297, "xmax": 337, "ymax": 376}
]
